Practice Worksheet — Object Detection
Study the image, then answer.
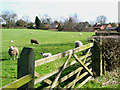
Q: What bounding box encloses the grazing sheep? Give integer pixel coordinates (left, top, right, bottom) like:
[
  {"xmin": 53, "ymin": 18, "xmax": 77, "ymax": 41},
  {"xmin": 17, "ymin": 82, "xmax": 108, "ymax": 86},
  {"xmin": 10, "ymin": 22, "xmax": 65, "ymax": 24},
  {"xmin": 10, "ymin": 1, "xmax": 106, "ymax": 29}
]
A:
[
  {"xmin": 75, "ymin": 41, "xmax": 90, "ymax": 55},
  {"xmin": 30, "ymin": 32, "xmax": 33, "ymax": 34},
  {"xmin": 79, "ymin": 33, "xmax": 82, "ymax": 36},
  {"xmin": 8, "ymin": 46, "xmax": 19, "ymax": 60},
  {"xmin": 31, "ymin": 39, "xmax": 39, "ymax": 44},
  {"xmin": 41, "ymin": 52, "xmax": 52, "ymax": 58},
  {"xmin": 10, "ymin": 40, "xmax": 13, "ymax": 44},
  {"xmin": 75, "ymin": 40, "xmax": 83, "ymax": 48},
  {"xmin": 95, "ymin": 30, "xmax": 97, "ymax": 33}
]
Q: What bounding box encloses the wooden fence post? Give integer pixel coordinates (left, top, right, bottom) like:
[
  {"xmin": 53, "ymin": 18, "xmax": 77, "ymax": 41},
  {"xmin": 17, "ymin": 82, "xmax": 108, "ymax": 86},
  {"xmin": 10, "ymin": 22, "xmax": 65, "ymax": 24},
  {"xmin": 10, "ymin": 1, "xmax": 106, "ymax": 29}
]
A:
[
  {"xmin": 17, "ymin": 47, "xmax": 35, "ymax": 89},
  {"xmin": 92, "ymin": 37, "xmax": 103, "ymax": 76}
]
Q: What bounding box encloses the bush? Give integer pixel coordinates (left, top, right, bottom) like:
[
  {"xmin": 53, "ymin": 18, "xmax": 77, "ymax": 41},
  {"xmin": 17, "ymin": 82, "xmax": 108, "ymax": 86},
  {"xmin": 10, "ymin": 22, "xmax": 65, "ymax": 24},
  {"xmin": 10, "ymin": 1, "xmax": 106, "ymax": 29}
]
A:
[{"xmin": 93, "ymin": 36, "xmax": 120, "ymax": 71}]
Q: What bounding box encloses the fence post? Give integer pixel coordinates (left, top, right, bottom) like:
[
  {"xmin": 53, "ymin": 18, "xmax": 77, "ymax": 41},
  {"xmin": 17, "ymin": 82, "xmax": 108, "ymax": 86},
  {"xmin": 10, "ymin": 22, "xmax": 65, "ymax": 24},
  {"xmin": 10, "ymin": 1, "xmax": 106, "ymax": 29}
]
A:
[
  {"xmin": 17, "ymin": 47, "xmax": 35, "ymax": 89},
  {"xmin": 92, "ymin": 37, "xmax": 103, "ymax": 76}
]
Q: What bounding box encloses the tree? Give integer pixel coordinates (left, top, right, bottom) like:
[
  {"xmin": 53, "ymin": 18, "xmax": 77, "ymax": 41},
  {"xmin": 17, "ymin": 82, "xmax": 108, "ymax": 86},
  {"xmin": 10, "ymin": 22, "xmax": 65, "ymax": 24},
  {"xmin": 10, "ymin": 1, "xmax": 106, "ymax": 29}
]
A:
[
  {"xmin": 63, "ymin": 16, "xmax": 77, "ymax": 31},
  {"xmin": 110, "ymin": 23, "xmax": 117, "ymax": 27},
  {"xmin": 35, "ymin": 16, "xmax": 41, "ymax": 29},
  {"xmin": 57, "ymin": 23, "xmax": 63, "ymax": 31},
  {"xmin": 0, "ymin": 11, "xmax": 17, "ymax": 28},
  {"xmin": 96, "ymin": 15, "xmax": 107, "ymax": 24},
  {"xmin": 22, "ymin": 16, "xmax": 31, "ymax": 23},
  {"xmin": 16, "ymin": 19, "xmax": 27, "ymax": 27}
]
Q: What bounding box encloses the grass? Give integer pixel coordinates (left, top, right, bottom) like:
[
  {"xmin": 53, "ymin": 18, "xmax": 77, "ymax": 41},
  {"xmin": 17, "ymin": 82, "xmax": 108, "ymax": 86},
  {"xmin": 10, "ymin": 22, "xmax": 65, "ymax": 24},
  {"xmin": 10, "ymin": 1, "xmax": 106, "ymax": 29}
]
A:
[
  {"xmin": 1, "ymin": 29, "xmax": 118, "ymax": 89},
  {"xmin": 81, "ymin": 68, "xmax": 119, "ymax": 89},
  {"xmin": 1, "ymin": 29, "xmax": 94, "ymax": 88}
]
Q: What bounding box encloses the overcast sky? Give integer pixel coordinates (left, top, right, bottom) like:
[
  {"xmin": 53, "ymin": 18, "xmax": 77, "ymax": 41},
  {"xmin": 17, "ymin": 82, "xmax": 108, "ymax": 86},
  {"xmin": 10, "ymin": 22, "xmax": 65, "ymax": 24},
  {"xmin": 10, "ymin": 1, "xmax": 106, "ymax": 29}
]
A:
[{"xmin": 0, "ymin": 0, "xmax": 119, "ymax": 24}]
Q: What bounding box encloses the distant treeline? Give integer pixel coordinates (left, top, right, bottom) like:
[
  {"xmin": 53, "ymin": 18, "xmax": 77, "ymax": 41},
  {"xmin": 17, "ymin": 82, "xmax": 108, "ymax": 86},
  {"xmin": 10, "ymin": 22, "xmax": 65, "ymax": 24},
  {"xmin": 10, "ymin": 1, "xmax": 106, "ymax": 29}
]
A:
[{"xmin": 1, "ymin": 10, "xmax": 117, "ymax": 32}]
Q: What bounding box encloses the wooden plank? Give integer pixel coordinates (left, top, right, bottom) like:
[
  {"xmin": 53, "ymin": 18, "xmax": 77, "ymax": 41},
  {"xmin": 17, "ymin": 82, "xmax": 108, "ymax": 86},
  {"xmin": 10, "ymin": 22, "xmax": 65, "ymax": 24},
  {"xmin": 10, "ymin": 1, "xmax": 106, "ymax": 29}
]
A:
[
  {"xmin": 83, "ymin": 49, "xmax": 91, "ymax": 64},
  {"xmin": 100, "ymin": 39, "xmax": 103, "ymax": 76},
  {"xmin": 64, "ymin": 68, "xmax": 92, "ymax": 88},
  {"xmin": 79, "ymin": 53, "xmax": 92, "ymax": 62},
  {"xmin": 91, "ymin": 38, "xmax": 103, "ymax": 76},
  {"xmin": 77, "ymin": 76, "xmax": 92, "ymax": 88},
  {"xmin": 34, "ymin": 54, "xmax": 92, "ymax": 85},
  {"xmin": 35, "ymin": 43, "xmax": 93, "ymax": 67},
  {"xmin": 73, "ymin": 54, "xmax": 93, "ymax": 76},
  {"xmin": 50, "ymin": 50, "xmax": 72, "ymax": 89},
  {"xmin": 35, "ymin": 71, "xmax": 52, "ymax": 85},
  {"xmin": 72, "ymin": 69, "xmax": 82, "ymax": 88},
  {"xmin": 34, "ymin": 60, "xmax": 78, "ymax": 85},
  {"xmin": 46, "ymin": 62, "xmax": 91, "ymax": 88},
  {"xmin": 2, "ymin": 74, "xmax": 33, "ymax": 88},
  {"xmin": 17, "ymin": 47, "xmax": 35, "ymax": 89}
]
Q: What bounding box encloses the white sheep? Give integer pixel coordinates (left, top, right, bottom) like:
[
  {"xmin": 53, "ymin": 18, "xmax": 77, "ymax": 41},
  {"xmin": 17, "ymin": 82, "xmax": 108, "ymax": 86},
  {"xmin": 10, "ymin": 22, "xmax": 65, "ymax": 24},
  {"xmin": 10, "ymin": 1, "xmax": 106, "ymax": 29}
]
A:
[
  {"xmin": 75, "ymin": 40, "xmax": 83, "ymax": 48},
  {"xmin": 30, "ymin": 32, "xmax": 33, "ymax": 34},
  {"xmin": 95, "ymin": 30, "xmax": 97, "ymax": 33},
  {"xmin": 40, "ymin": 52, "xmax": 52, "ymax": 58},
  {"xmin": 10, "ymin": 40, "xmax": 13, "ymax": 44},
  {"xmin": 8, "ymin": 46, "xmax": 19, "ymax": 60},
  {"xmin": 79, "ymin": 33, "xmax": 82, "ymax": 36}
]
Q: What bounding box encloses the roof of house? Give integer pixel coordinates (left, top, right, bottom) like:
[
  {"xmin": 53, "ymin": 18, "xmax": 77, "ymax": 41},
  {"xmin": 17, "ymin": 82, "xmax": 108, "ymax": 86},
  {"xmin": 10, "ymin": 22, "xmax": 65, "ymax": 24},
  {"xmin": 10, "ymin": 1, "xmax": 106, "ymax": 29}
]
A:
[
  {"xmin": 93, "ymin": 24, "xmax": 111, "ymax": 28},
  {"xmin": 105, "ymin": 27, "xmax": 117, "ymax": 30}
]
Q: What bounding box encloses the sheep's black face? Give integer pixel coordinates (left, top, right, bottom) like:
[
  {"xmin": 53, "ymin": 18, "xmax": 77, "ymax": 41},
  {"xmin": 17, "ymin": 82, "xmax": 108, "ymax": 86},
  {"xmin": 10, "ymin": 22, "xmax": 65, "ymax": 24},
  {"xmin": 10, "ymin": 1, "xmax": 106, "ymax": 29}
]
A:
[
  {"xmin": 40, "ymin": 52, "xmax": 43, "ymax": 55},
  {"xmin": 9, "ymin": 46, "xmax": 14, "ymax": 51}
]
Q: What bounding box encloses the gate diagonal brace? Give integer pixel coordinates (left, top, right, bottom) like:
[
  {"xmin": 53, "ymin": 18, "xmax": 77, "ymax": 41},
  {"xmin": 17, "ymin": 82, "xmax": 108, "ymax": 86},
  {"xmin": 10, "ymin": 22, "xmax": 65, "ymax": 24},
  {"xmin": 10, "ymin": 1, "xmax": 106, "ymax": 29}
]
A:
[
  {"xmin": 73, "ymin": 54, "xmax": 93, "ymax": 76},
  {"xmin": 72, "ymin": 68, "xmax": 82, "ymax": 88},
  {"xmin": 83, "ymin": 48, "xmax": 91, "ymax": 64},
  {"xmin": 50, "ymin": 50, "xmax": 73, "ymax": 89}
]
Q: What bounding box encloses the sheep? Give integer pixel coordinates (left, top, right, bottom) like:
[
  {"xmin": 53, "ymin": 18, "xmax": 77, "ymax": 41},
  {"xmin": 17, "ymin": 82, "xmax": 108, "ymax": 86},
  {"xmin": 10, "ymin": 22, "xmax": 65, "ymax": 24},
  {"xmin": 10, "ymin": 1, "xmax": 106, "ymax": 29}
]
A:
[
  {"xmin": 8, "ymin": 46, "xmax": 19, "ymax": 60},
  {"xmin": 30, "ymin": 32, "xmax": 33, "ymax": 34},
  {"xmin": 10, "ymin": 40, "xmax": 13, "ymax": 44},
  {"xmin": 31, "ymin": 39, "xmax": 39, "ymax": 44},
  {"xmin": 40, "ymin": 52, "xmax": 52, "ymax": 58},
  {"xmin": 95, "ymin": 30, "xmax": 97, "ymax": 33},
  {"xmin": 75, "ymin": 40, "xmax": 83, "ymax": 48},
  {"xmin": 79, "ymin": 33, "xmax": 82, "ymax": 36},
  {"xmin": 75, "ymin": 41, "xmax": 89, "ymax": 55}
]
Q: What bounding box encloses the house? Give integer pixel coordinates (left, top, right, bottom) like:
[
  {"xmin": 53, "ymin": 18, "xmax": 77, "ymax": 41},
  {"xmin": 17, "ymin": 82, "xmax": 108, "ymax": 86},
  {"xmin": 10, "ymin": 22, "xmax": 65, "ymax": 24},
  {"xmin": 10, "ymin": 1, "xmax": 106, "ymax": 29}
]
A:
[
  {"xmin": 105, "ymin": 23, "xmax": 120, "ymax": 32},
  {"xmin": 93, "ymin": 23, "xmax": 112, "ymax": 30},
  {"xmin": 44, "ymin": 23, "xmax": 50, "ymax": 30},
  {"xmin": 50, "ymin": 23, "xmax": 59, "ymax": 29}
]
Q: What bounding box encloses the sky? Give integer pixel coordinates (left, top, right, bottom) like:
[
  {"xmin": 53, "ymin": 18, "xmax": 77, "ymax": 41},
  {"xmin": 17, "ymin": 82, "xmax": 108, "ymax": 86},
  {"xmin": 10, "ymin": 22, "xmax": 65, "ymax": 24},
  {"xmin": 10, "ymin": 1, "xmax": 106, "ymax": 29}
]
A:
[{"xmin": 0, "ymin": 0, "xmax": 119, "ymax": 24}]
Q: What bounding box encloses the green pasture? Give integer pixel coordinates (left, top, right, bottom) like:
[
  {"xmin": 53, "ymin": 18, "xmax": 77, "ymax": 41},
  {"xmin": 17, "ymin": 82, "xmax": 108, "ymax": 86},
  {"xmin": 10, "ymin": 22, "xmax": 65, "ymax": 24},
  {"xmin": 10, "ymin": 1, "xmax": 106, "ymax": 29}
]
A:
[
  {"xmin": 1, "ymin": 29, "xmax": 117, "ymax": 88},
  {"xmin": 1, "ymin": 29, "xmax": 94, "ymax": 88},
  {"xmin": 0, "ymin": 29, "xmax": 117, "ymax": 88}
]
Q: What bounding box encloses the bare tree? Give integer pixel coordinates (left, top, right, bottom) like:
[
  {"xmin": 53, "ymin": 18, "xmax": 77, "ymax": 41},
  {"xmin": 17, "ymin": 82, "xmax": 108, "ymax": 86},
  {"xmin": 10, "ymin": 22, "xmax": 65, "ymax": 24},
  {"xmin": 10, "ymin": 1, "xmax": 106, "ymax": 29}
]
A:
[
  {"xmin": 0, "ymin": 11, "xmax": 17, "ymax": 28},
  {"xmin": 22, "ymin": 16, "xmax": 31, "ymax": 23},
  {"xmin": 63, "ymin": 16, "xmax": 77, "ymax": 31},
  {"xmin": 96, "ymin": 15, "xmax": 107, "ymax": 24}
]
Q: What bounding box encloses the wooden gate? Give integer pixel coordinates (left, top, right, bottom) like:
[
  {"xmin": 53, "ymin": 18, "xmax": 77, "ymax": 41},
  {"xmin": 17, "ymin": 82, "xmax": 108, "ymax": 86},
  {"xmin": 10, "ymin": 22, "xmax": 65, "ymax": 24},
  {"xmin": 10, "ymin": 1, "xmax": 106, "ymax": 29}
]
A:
[{"xmin": 1, "ymin": 41, "xmax": 104, "ymax": 89}]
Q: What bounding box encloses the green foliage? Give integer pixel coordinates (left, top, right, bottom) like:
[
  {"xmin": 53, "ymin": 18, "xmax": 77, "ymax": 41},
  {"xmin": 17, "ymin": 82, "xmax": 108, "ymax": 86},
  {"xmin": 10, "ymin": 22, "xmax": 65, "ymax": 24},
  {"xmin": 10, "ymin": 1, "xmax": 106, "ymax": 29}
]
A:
[
  {"xmin": 0, "ymin": 11, "xmax": 17, "ymax": 28},
  {"xmin": 35, "ymin": 16, "xmax": 41, "ymax": 29},
  {"xmin": 111, "ymin": 23, "xmax": 117, "ymax": 27},
  {"xmin": 57, "ymin": 23, "xmax": 63, "ymax": 31},
  {"xmin": 16, "ymin": 19, "xmax": 27, "ymax": 27}
]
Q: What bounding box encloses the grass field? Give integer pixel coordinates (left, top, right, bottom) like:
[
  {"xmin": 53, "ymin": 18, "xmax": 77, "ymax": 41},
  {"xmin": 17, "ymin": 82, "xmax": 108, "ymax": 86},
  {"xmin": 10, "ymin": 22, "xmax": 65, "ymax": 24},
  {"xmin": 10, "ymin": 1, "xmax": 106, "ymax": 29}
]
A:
[
  {"xmin": 0, "ymin": 29, "xmax": 118, "ymax": 88},
  {"xmin": 1, "ymin": 29, "xmax": 94, "ymax": 88}
]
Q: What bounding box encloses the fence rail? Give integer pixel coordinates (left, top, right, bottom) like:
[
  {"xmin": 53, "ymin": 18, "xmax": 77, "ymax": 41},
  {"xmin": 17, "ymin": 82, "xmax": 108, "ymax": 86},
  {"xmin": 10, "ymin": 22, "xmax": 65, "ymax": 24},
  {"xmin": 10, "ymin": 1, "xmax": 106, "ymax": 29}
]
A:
[
  {"xmin": 35, "ymin": 43, "xmax": 93, "ymax": 67},
  {"xmin": 1, "ymin": 42, "xmax": 104, "ymax": 89},
  {"xmin": 1, "ymin": 74, "xmax": 33, "ymax": 88}
]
